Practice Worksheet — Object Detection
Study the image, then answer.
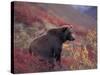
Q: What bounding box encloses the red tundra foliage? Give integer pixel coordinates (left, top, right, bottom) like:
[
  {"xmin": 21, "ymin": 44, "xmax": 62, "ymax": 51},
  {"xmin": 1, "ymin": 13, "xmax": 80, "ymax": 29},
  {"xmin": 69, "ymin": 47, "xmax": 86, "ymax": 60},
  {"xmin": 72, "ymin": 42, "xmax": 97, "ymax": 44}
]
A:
[
  {"xmin": 14, "ymin": 2, "xmax": 70, "ymax": 26},
  {"xmin": 14, "ymin": 48, "xmax": 56, "ymax": 73}
]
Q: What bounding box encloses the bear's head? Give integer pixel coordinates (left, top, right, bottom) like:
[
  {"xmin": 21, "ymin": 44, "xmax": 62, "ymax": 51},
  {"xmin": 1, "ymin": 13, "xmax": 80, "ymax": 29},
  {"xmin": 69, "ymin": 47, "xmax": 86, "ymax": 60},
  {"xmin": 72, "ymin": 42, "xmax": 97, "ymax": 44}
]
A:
[
  {"xmin": 47, "ymin": 27, "xmax": 75, "ymax": 42},
  {"xmin": 61, "ymin": 27, "xmax": 75, "ymax": 42}
]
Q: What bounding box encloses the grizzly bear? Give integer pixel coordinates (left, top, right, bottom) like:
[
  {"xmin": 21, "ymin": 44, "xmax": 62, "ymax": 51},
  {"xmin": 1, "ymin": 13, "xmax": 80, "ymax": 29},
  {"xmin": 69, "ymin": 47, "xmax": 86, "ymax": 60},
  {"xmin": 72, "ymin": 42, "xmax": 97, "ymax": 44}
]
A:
[{"xmin": 29, "ymin": 27, "xmax": 75, "ymax": 71}]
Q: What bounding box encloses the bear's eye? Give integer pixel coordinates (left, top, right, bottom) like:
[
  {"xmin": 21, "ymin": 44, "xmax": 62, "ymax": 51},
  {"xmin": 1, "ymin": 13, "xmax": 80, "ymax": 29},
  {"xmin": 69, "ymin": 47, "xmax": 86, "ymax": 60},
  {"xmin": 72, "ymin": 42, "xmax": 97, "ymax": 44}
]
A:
[{"xmin": 67, "ymin": 32, "xmax": 71, "ymax": 35}]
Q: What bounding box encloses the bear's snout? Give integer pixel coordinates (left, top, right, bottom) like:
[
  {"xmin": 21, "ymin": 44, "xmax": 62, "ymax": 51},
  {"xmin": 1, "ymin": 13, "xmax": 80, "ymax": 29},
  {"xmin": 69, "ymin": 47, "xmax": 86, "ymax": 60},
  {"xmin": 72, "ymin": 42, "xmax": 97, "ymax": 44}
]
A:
[{"xmin": 68, "ymin": 33, "xmax": 75, "ymax": 41}]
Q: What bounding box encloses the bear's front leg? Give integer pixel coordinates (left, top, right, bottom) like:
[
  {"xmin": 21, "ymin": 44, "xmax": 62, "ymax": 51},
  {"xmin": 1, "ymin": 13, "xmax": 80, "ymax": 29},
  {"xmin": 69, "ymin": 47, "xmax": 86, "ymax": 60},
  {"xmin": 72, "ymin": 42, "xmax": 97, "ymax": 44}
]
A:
[{"xmin": 54, "ymin": 47, "xmax": 62, "ymax": 69}]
